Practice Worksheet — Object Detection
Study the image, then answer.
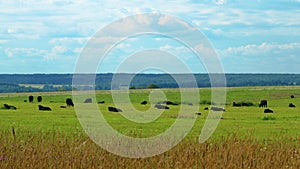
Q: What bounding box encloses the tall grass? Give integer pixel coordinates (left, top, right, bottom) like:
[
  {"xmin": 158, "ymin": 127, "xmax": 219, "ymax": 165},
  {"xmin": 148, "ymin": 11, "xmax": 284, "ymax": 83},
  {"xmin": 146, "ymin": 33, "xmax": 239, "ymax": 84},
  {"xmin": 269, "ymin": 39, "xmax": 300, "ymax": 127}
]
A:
[{"xmin": 0, "ymin": 129, "xmax": 299, "ymax": 169}]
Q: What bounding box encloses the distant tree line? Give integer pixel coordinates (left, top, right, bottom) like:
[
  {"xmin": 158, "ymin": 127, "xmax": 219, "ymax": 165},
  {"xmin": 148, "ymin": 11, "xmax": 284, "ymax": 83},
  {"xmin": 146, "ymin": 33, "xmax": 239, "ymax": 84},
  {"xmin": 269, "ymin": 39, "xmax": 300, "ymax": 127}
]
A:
[
  {"xmin": 0, "ymin": 83, "xmax": 73, "ymax": 93},
  {"xmin": 0, "ymin": 73, "xmax": 299, "ymax": 93}
]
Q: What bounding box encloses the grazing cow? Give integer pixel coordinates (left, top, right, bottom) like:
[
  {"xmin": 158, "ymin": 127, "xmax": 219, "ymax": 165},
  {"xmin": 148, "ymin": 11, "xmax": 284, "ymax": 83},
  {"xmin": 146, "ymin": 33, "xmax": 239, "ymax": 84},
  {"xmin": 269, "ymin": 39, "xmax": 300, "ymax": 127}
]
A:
[
  {"xmin": 28, "ymin": 96, "xmax": 34, "ymax": 103},
  {"xmin": 211, "ymin": 107, "xmax": 225, "ymax": 111},
  {"xmin": 186, "ymin": 102, "xmax": 193, "ymax": 106},
  {"xmin": 241, "ymin": 102, "xmax": 254, "ymax": 107},
  {"xmin": 10, "ymin": 106, "xmax": 17, "ymax": 110},
  {"xmin": 3, "ymin": 104, "xmax": 10, "ymax": 109},
  {"xmin": 160, "ymin": 101, "xmax": 178, "ymax": 105},
  {"xmin": 289, "ymin": 103, "xmax": 296, "ymax": 107},
  {"xmin": 233, "ymin": 102, "xmax": 253, "ymax": 107},
  {"xmin": 84, "ymin": 98, "xmax": 92, "ymax": 103},
  {"xmin": 140, "ymin": 101, "xmax": 147, "ymax": 105},
  {"xmin": 291, "ymin": 95, "xmax": 295, "ymax": 98},
  {"xmin": 24, "ymin": 100, "xmax": 27, "ymax": 102},
  {"xmin": 195, "ymin": 112, "xmax": 201, "ymax": 115},
  {"xmin": 181, "ymin": 102, "xmax": 193, "ymax": 106},
  {"xmin": 98, "ymin": 101, "xmax": 105, "ymax": 104},
  {"xmin": 38, "ymin": 105, "xmax": 51, "ymax": 111},
  {"xmin": 37, "ymin": 96, "xmax": 42, "ymax": 102},
  {"xmin": 3, "ymin": 104, "xmax": 16, "ymax": 110},
  {"xmin": 60, "ymin": 106, "xmax": 67, "ymax": 108},
  {"xmin": 108, "ymin": 106, "xmax": 122, "ymax": 112},
  {"xmin": 264, "ymin": 108, "xmax": 273, "ymax": 113},
  {"xmin": 154, "ymin": 104, "xmax": 170, "ymax": 109},
  {"xmin": 259, "ymin": 100, "xmax": 268, "ymax": 107},
  {"xmin": 66, "ymin": 98, "xmax": 74, "ymax": 107},
  {"xmin": 232, "ymin": 102, "xmax": 242, "ymax": 107},
  {"xmin": 204, "ymin": 107, "xmax": 209, "ymax": 110}
]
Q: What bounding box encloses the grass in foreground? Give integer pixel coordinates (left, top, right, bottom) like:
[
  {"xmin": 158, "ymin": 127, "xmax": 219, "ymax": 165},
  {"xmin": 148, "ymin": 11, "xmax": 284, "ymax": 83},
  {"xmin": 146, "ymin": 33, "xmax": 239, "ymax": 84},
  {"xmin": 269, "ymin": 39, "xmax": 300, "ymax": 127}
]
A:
[{"xmin": 0, "ymin": 130, "xmax": 299, "ymax": 169}]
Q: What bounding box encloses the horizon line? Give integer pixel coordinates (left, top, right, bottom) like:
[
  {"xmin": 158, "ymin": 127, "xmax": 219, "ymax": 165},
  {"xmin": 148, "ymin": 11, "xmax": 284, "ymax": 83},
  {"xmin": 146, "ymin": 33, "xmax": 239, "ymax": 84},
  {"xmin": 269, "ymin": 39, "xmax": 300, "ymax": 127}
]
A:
[{"xmin": 1, "ymin": 72, "xmax": 300, "ymax": 75}]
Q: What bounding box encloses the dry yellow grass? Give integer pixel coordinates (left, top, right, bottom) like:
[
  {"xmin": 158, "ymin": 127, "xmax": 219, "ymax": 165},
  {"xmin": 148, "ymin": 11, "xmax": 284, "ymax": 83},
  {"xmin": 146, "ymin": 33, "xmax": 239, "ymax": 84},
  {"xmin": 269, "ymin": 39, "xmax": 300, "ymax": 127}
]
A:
[{"xmin": 0, "ymin": 130, "xmax": 299, "ymax": 169}]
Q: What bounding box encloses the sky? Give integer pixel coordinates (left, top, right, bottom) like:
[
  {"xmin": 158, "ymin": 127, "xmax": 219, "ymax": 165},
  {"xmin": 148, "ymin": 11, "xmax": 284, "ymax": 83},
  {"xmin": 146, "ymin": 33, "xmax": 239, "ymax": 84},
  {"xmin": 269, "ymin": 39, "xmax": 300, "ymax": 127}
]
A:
[{"xmin": 0, "ymin": 0, "xmax": 300, "ymax": 74}]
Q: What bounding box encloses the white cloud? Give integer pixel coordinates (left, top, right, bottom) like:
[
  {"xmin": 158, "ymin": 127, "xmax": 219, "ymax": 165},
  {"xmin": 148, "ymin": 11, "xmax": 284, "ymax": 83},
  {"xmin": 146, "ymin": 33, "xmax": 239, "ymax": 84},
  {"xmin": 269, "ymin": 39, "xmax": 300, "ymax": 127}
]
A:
[
  {"xmin": 158, "ymin": 15, "xmax": 175, "ymax": 26},
  {"xmin": 214, "ymin": 0, "xmax": 227, "ymax": 5},
  {"xmin": 222, "ymin": 42, "xmax": 300, "ymax": 57},
  {"xmin": 159, "ymin": 44, "xmax": 173, "ymax": 50},
  {"xmin": 158, "ymin": 15, "xmax": 190, "ymax": 29},
  {"xmin": 90, "ymin": 36, "xmax": 123, "ymax": 44},
  {"xmin": 194, "ymin": 44, "xmax": 216, "ymax": 57},
  {"xmin": 0, "ymin": 0, "xmax": 299, "ymax": 73},
  {"xmin": 7, "ymin": 28, "xmax": 15, "ymax": 34},
  {"xmin": 1, "ymin": 0, "xmax": 299, "ymax": 41},
  {"xmin": 73, "ymin": 47, "xmax": 83, "ymax": 53},
  {"xmin": 116, "ymin": 43, "xmax": 131, "ymax": 49},
  {"xmin": 4, "ymin": 48, "xmax": 47, "ymax": 58},
  {"xmin": 0, "ymin": 40, "xmax": 8, "ymax": 44},
  {"xmin": 159, "ymin": 44, "xmax": 199, "ymax": 61},
  {"xmin": 52, "ymin": 46, "xmax": 67, "ymax": 54},
  {"xmin": 44, "ymin": 45, "xmax": 74, "ymax": 60},
  {"xmin": 49, "ymin": 38, "xmax": 89, "ymax": 45}
]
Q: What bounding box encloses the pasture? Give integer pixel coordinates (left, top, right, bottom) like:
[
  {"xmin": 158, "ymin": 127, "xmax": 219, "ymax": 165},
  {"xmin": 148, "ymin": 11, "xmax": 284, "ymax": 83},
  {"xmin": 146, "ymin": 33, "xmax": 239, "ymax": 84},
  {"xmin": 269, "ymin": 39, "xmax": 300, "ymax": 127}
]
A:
[{"xmin": 0, "ymin": 86, "xmax": 299, "ymax": 168}]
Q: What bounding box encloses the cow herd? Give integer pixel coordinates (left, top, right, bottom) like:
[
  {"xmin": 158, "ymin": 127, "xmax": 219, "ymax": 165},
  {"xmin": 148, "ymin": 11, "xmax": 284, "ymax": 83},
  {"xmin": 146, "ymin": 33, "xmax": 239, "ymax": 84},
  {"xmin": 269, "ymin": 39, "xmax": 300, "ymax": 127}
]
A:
[
  {"xmin": 2, "ymin": 95, "xmax": 75, "ymax": 112},
  {"xmin": 233, "ymin": 102, "xmax": 254, "ymax": 107},
  {"xmin": 108, "ymin": 100, "xmax": 178, "ymax": 112},
  {"xmin": 2, "ymin": 95, "xmax": 123, "ymax": 113},
  {"xmin": 1, "ymin": 94, "xmax": 298, "ymax": 116},
  {"xmin": 232, "ymin": 95, "xmax": 297, "ymax": 114}
]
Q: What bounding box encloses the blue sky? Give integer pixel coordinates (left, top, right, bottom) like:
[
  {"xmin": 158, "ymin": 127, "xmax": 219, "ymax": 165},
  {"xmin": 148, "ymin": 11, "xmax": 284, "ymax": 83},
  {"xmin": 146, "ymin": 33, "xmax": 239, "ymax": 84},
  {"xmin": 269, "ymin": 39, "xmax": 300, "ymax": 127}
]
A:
[{"xmin": 0, "ymin": 0, "xmax": 300, "ymax": 73}]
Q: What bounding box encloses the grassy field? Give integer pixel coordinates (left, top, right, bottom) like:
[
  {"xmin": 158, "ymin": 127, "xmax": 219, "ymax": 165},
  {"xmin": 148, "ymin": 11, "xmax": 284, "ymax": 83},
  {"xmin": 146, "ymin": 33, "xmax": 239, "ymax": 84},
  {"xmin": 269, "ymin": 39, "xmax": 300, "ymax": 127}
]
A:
[{"xmin": 0, "ymin": 86, "xmax": 300, "ymax": 168}]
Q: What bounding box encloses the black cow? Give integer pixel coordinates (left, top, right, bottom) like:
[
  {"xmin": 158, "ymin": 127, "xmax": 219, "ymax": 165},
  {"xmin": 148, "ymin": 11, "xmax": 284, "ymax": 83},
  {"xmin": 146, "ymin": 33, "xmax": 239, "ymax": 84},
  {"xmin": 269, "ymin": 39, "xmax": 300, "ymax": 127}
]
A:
[
  {"xmin": 291, "ymin": 95, "xmax": 295, "ymax": 98},
  {"xmin": 3, "ymin": 104, "xmax": 10, "ymax": 109},
  {"xmin": 84, "ymin": 98, "xmax": 92, "ymax": 103},
  {"xmin": 28, "ymin": 96, "xmax": 34, "ymax": 103},
  {"xmin": 98, "ymin": 101, "xmax": 105, "ymax": 104},
  {"xmin": 154, "ymin": 104, "xmax": 170, "ymax": 109},
  {"xmin": 37, "ymin": 96, "xmax": 42, "ymax": 102},
  {"xmin": 259, "ymin": 100, "xmax": 268, "ymax": 107},
  {"xmin": 66, "ymin": 98, "xmax": 74, "ymax": 107},
  {"xmin": 185, "ymin": 102, "xmax": 193, "ymax": 106},
  {"xmin": 181, "ymin": 102, "xmax": 193, "ymax": 106},
  {"xmin": 60, "ymin": 106, "xmax": 67, "ymax": 108},
  {"xmin": 3, "ymin": 104, "xmax": 16, "ymax": 110},
  {"xmin": 264, "ymin": 108, "xmax": 273, "ymax": 113},
  {"xmin": 195, "ymin": 112, "xmax": 201, "ymax": 115},
  {"xmin": 289, "ymin": 103, "xmax": 296, "ymax": 107},
  {"xmin": 204, "ymin": 107, "xmax": 209, "ymax": 110},
  {"xmin": 232, "ymin": 102, "xmax": 241, "ymax": 107},
  {"xmin": 38, "ymin": 105, "xmax": 51, "ymax": 111},
  {"xmin": 241, "ymin": 102, "xmax": 254, "ymax": 107},
  {"xmin": 140, "ymin": 101, "xmax": 147, "ymax": 105},
  {"xmin": 10, "ymin": 105, "xmax": 17, "ymax": 110},
  {"xmin": 211, "ymin": 107, "xmax": 225, "ymax": 111},
  {"xmin": 24, "ymin": 100, "xmax": 27, "ymax": 102},
  {"xmin": 108, "ymin": 107, "xmax": 122, "ymax": 112},
  {"xmin": 159, "ymin": 101, "xmax": 178, "ymax": 106}
]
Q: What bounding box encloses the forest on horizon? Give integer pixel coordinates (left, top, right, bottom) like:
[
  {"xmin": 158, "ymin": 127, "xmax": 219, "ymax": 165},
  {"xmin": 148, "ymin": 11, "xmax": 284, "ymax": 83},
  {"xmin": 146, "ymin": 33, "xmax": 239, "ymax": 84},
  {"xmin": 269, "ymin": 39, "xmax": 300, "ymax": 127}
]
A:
[{"xmin": 0, "ymin": 73, "xmax": 299, "ymax": 93}]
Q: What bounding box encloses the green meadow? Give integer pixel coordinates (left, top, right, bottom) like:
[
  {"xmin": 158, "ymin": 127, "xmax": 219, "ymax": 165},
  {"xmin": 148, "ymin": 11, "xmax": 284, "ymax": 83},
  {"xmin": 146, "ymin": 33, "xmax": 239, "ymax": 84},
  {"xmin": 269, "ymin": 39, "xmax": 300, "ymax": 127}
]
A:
[
  {"xmin": 1, "ymin": 86, "xmax": 300, "ymax": 139},
  {"xmin": 0, "ymin": 86, "xmax": 299, "ymax": 168}
]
